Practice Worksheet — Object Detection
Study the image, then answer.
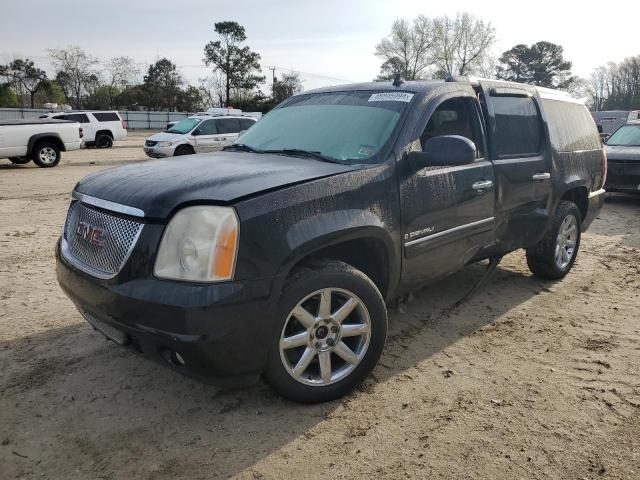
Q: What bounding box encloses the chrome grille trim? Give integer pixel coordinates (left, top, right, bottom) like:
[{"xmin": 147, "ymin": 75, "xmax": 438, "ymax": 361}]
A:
[
  {"xmin": 62, "ymin": 199, "xmax": 144, "ymax": 279},
  {"xmin": 72, "ymin": 192, "xmax": 145, "ymax": 218}
]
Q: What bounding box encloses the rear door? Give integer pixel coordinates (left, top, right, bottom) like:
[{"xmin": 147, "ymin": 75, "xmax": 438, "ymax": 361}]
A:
[
  {"xmin": 64, "ymin": 113, "xmax": 93, "ymax": 141},
  {"xmin": 399, "ymin": 93, "xmax": 496, "ymax": 287},
  {"xmin": 478, "ymin": 82, "xmax": 552, "ymax": 250}
]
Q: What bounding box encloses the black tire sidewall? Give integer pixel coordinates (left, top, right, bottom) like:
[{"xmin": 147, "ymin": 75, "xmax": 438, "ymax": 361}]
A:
[
  {"xmin": 527, "ymin": 201, "xmax": 582, "ymax": 279},
  {"xmin": 31, "ymin": 142, "xmax": 60, "ymax": 168},
  {"xmin": 264, "ymin": 261, "xmax": 387, "ymax": 403},
  {"xmin": 174, "ymin": 145, "xmax": 192, "ymax": 156},
  {"xmin": 96, "ymin": 135, "xmax": 113, "ymax": 148}
]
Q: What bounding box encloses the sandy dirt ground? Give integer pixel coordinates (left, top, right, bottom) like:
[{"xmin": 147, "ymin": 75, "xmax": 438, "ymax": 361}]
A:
[{"xmin": 1, "ymin": 133, "xmax": 639, "ymax": 479}]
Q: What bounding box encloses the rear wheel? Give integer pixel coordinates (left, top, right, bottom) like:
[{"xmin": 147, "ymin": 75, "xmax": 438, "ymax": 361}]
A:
[
  {"xmin": 9, "ymin": 157, "xmax": 30, "ymax": 165},
  {"xmin": 31, "ymin": 142, "xmax": 61, "ymax": 168},
  {"xmin": 526, "ymin": 201, "xmax": 581, "ymax": 279},
  {"xmin": 264, "ymin": 260, "xmax": 387, "ymax": 403},
  {"xmin": 173, "ymin": 145, "xmax": 194, "ymax": 156},
  {"xmin": 95, "ymin": 134, "xmax": 113, "ymax": 148}
]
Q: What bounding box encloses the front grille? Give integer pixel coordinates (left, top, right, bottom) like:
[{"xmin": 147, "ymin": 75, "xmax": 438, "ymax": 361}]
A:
[
  {"xmin": 62, "ymin": 201, "xmax": 143, "ymax": 278},
  {"xmin": 145, "ymin": 140, "xmax": 158, "ymax": 147}
]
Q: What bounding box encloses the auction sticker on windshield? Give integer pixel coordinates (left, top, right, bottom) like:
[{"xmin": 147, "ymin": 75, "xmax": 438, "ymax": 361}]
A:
[{"xmin": 368, "ymin": 92, "xmax": 414, "ymax": 102}]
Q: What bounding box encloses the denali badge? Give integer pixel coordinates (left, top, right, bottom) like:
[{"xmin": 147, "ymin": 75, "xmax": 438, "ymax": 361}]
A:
[{"xmin": 76, "ymin": 221, "xmax": 105, "ymax": 247}]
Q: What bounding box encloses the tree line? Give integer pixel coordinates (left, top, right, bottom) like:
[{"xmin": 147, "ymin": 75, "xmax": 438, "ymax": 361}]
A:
[
  {"xmin": 0, "ymin": 21, "xmax": 302, "ymax": 112},
  {"xmin": 2, "ymin": 16, "xmax": 638, "ymax": 112}
]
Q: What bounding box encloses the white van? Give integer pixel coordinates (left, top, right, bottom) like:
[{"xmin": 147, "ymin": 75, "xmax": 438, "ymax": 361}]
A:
[
  {"xmin": 144, "ymin": 109, "xmax": 258, "ymax": 158},
  {"xmin": 41, "ymin": 111, "xmax": 127, "ymax": 148}
]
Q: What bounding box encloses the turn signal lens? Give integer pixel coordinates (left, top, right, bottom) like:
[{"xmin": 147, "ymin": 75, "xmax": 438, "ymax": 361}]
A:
[{"xmin": 154, "ymin": 206, "xmax": 239, "ymax": 282}]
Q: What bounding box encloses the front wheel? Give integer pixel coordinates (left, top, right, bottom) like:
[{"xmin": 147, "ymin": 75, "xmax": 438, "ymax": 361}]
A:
[
  {"xmin": 526, "ymin": 200, "xmax": 582, "ymax": 279},
  {"xmin": 264, "ymin": 260, "xmax": 387, "ymax": 403}
]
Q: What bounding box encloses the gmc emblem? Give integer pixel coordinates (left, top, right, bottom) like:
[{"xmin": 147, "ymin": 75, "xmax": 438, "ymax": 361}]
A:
[{"xmin": 76, "ymin": 221, "xmax": 105, "ymax": 247}]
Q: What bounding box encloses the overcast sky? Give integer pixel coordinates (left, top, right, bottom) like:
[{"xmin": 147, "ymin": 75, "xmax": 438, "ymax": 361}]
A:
[{"xmin": 1, "ymin": 0, "xmax": 639, "ymax": 91}]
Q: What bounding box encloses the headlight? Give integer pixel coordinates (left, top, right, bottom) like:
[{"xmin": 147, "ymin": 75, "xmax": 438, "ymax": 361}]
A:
[
  {"xmin": 154, "ymin": 206, "xmax": 239, "ymax": 282},
  {"xmin": 157, "ymin": 141, "xmax": 174, "ymax": 147}
]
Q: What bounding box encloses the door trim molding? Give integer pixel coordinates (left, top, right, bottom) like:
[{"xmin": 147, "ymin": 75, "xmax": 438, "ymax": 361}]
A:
[{"xmin": 404, "ymin": 217, "xmax": 495, "ymax": 247}]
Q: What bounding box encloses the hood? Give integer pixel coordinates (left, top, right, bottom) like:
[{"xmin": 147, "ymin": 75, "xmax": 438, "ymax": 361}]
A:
[
  {"xmin": 147, "ymin": 131, "xmax": 185, "ymax": 142},
  {"xmin": 75, "ymin": 151, "xmax": 357, "ymax": 218},
  {"xmin": 605, "ymin": 145, "xmax": 640, "ymax": 161}
]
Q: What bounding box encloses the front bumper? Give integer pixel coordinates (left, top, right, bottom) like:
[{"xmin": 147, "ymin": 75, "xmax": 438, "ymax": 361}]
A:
[
  {"xmin": 56, "ymin": 240, "xmax": 281, "ymax": 385},
  {"xmin": 143, "ymin": 145, "xmax": 174, "ymax": 158}
]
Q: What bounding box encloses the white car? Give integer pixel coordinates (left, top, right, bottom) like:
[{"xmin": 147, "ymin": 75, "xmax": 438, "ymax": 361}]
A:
[
  {"xmin": 41, "ymin": 111, "xmax": 127, "ymax": 148},
  {"xmin": 144, "ymin": 112, "xmax": 257, "ymax": 158},
  {"xmin": 0, "ymin": 118, "xmax": 83, "ymax": 167}
]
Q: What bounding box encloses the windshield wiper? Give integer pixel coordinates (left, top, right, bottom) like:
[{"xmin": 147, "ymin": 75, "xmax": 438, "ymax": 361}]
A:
[
  {"xmin": 264, "ymin": 148, "xmax": 342, "ymax": 164},
  {"xmin": 222, "ymin": 143, "xmax": 265, "ymax": 153}
]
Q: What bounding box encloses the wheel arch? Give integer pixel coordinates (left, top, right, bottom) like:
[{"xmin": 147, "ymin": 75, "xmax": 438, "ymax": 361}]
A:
[
  {"xmin": 27, "ymin": 133, "xmax": 64, "ymax": 155},
  {"xmin": 559, "ymin": 185, "xmax": 588, "ymax": 221},
  {"xmin": 95, "ymin": 129, "xmax": 114, "ymax": 138}
]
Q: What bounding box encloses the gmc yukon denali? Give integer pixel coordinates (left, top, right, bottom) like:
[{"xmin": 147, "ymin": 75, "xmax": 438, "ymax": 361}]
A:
[{"xmin": 56, "ymin": 78, "xmax": 606, "ymax": 403}]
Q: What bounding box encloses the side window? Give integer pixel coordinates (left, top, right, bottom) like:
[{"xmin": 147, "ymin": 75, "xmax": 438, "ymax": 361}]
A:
[
  {"xmin": 196, "ymin": 119, "xmax": 217, "ymax": 135},
  {"xmin": 66, "ymin": 114, "xmax": 89, "ymax": 123},
  {"xmin": 542, "ymin": 99, "xmax": 600, "ymax": 152},
  {"xmin": 93, "ymin": 112, "xmax": 120, "ymax": 122},
  {"xmin": 421, "ymin": 97, "xmax": 484, "ymax": 158},
  {"xmin": 216, "ymin": 118, "xmax": 241, "ymax": 134},
  {"xmin": 239, "ymin": 118, "xmax": 255, "ymax": 131},
  {"xmin": 491, "ymin": 96, "xmax": 542, "ymax": 157}
]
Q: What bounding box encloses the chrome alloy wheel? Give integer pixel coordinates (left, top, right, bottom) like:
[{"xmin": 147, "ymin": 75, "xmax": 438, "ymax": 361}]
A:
[
  {"xmin": 555, "ymin": 214, "xmax": 578, "ymax": 269},
  {"xmin": 279, "ymin": 288, "xmax": 372, "ymax": 386},
  {"xmin": 39, "ymin": 147, "xmax": 57, "ymax": 164}
]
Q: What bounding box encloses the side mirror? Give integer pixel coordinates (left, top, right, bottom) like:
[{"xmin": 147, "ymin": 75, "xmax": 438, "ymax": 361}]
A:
[
  {"xmin": 597, "ymin": 124, "xmax": 603, "ymax": 133},
  {"xmin": 192, "ymin": 128, "xmax": 202, "ymax": 136},
  {"xmin": 238, "ymin": 130, "xmax": 246, "ymax": 137},
  {"xmin": 408, "ymin": 135, "xmax": 476, "ymax": 168}
]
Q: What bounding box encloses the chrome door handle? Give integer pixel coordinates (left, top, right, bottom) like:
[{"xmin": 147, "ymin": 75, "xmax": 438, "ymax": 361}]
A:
[
  {"xmin": 532, "ymin": 172, "xmax": 550, "ymax": 181},
  {"xmin": 472, "ymin": 180, "xmax": 493, "ymax": 190}
]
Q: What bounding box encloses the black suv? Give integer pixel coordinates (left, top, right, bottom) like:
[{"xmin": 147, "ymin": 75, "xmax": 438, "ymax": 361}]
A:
[{"xmin": 56, "ymin": 78, "xmax": 606, "ymax": 403}]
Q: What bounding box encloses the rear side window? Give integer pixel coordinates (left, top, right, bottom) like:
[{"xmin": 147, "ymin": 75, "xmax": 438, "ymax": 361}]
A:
[
  {"xmin": 239, "ymin": 118, "xmax": 255, "ymax": 131},
  {"xmin": 65, "ymin": 113, "xmax": 90, "ymax": 123},
  {"xmin": 491, "ymin": 96, "xmax": 542, "ymax": 157},
  {"xmin": 542, "ymin": 100, "xmax": 600, "ymax": 152},
  {"xmin": 216, "ymin": 118, "xmax": 241, "ymax": 134},
  {"xmin": 93, "ymin": 112, "xmax": 120, "ymax": 122}
]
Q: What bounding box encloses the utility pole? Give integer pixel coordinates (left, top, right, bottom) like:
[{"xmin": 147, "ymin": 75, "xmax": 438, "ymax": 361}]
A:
[{"xmin": 269, "ymin": 66, "xmax": 277, "ymax": 85}]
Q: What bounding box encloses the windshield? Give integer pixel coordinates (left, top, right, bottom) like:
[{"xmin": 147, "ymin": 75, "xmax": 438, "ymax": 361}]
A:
[
  {"xmin": 167, "ymin": 118, "xmax": 201, "ymax": 134},
  {"xmin": 606, "ymin": 124, "xmax": 640, "ymax": 147},
  {"xmin": 234, "ymin": 91, "xmax": 412, "ymax": 163}
]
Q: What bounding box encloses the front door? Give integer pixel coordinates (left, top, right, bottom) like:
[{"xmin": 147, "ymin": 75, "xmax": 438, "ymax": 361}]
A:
[
  {"xmin": 398, "ymin": 94, "xmax": 496, "ymax": 288},
  {"xmin": 192, "ymin": 119, "xmax": 219, "ymax": 153},
  {"xmin": 477, "ymin": 81, "xmax": 552, "ymax": 250}
]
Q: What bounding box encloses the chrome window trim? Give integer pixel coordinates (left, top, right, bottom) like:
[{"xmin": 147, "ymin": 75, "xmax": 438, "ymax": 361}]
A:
[
  {"xmin": 72, "ymin": 191, "xmax": 145, "ymax": 218},
  {"xmin": 404, "ymin": 217, "xmax": 495, "ymax": 247}
]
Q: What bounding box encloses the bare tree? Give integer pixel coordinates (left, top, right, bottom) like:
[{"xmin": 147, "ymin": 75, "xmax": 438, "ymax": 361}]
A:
[
  {"xmin": 105, "ymin": 56, "xmax": 140, "ymax": 109},
  {"xmin": 375, "ymin": 15, "xmax": 436, "ymax": 80},
  {"xmin": 198, "ymin": 72, "xmax": 226, "ymax": 108},
  {"xmin": 0, "ymin": 58, "xmax": 47, "ymax": 108},
  {"xmin": 433, "ymin": 13, "xmax": 496, "ymax": 77},
  {"xmin": 48, "ymin": 46, "xmax": 99, "ymax": 108}
]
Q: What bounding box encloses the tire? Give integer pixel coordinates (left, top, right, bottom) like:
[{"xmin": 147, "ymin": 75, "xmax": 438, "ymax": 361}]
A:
[
  {"xmin": 526, "ymin": 201, "xmax": 582, "ymax": 279},
  {"xmin": 30, "ymin": 141, "xmax": 61, "ymax": 168},
  {"xmin": 264, "ymin": 260, "xmax": 387, "ymax": 403},
  {"xmin": 95, "ymin": 134, "xmax": 113, "ymax": 149},
  {"xmin": 173, "ymin": 145, "xmax": 194, "ymax": 156},
  {"xmin": 9, "ymin": 157, "xmax": 30, "ymax": 165}
]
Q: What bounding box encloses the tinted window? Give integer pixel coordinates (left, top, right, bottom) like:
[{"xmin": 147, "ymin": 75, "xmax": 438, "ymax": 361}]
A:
[
  {"xmin": 542, "ymin": 99, "xmax": 600, "ymax": 152},
  {"xmin": 66, "ymin": 113, "xmax": 90, "ymax": 123},
  {"xmin": 216, "ymin": 118, "xmax": 241, "ymax": 134},
  {"xmin": 197, "ymin": 119, "xmax": 218, "ymax": 135},
  {"xmin": 421, "ymin": 97, "xmax": 484, "ymax": 157},
  {"xmin": 492, "ymin": 96, "xmax": 542, "ymax": 157},
  {"xmin": 93, "ymin": 112, "xmax": 120, "ymax": 122},
  {"xmin": 239, "ymin": 118, "xmax": 255, "ymax": 131}
]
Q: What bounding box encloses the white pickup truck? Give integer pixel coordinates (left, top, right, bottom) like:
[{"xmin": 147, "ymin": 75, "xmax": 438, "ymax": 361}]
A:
[{"xmin": 0, "ymin": 118, "xmax": 83, "ymax": 167}]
